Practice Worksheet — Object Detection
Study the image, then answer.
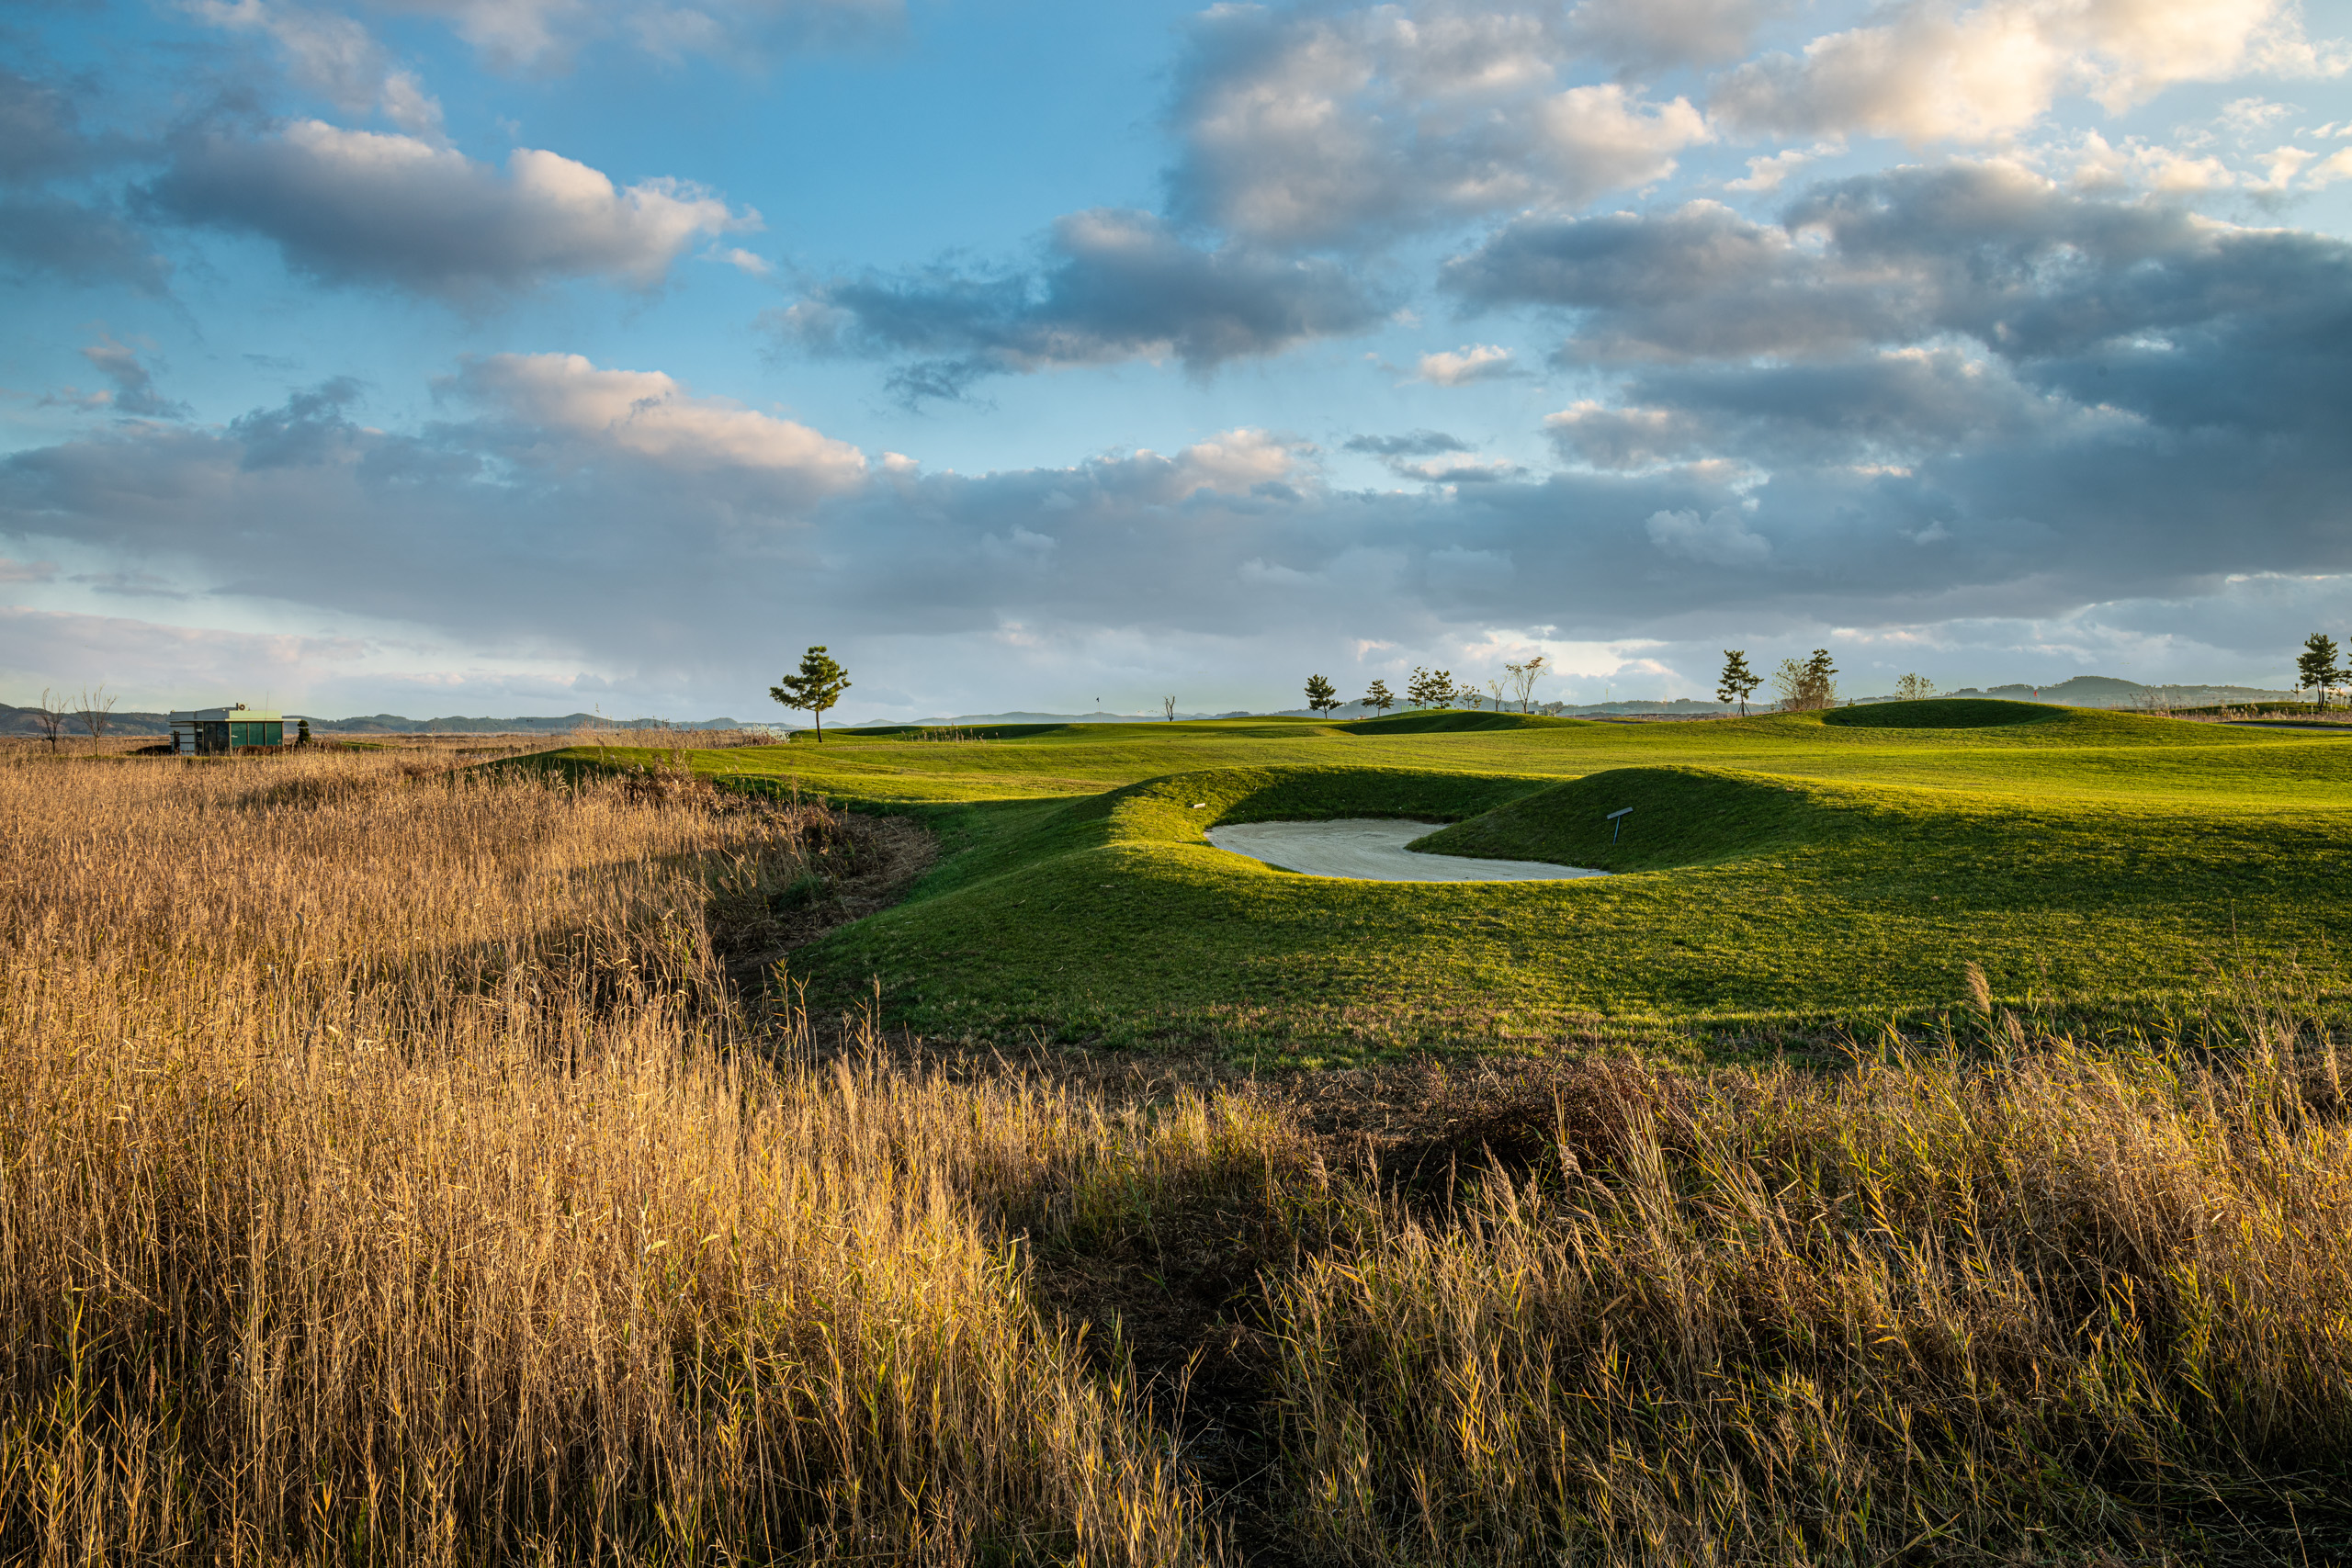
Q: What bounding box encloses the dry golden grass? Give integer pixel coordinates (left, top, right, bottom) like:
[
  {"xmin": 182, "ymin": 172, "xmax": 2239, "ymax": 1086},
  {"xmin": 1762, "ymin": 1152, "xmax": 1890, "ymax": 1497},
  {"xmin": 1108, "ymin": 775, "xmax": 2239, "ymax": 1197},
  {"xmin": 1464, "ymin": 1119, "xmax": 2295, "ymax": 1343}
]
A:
[
  {"xmin": 0, "ymin": 749, "xmax": 1248, "ymax": 1565},
  {"xmin": 1272, "ymin": 1033, "xmax": 2352, "ymax": 1564},
  {"xmin": 6, "ymin": 748, "xmax": 2350, "ymax": 1565}
]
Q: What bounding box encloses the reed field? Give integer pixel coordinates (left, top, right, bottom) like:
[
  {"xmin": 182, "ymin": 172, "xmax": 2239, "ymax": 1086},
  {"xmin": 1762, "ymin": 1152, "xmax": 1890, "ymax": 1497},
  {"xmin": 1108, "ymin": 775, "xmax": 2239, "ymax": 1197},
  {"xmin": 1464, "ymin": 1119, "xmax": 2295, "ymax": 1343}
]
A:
[{"xmin": 6, "ymin": 740, "xmax": 2352, "ymax": 1563}]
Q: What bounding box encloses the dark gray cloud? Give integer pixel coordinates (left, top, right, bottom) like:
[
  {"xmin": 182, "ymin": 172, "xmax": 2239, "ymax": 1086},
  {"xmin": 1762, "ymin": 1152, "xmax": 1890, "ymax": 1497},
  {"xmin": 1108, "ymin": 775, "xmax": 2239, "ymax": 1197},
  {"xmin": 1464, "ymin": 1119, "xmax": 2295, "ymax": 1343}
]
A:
[
  {"xmin": 144, "ymin": 120, "xmax": 751, "ymax": 301},
  {"xmin": 1450, "ymin": 164, "xmax": 2352, "ymax": 437},
  {"xmin": 1343, "ymin": 430, "xmax": 1473, "ymax": 457},
  {"xmin": 767, "ymin": 209, "xmax": 1389, "ymax": 400},
  {"xmin": 0, "ymin": 67, "xmax": 169, "ymax": 291},
  {"xmin": 0, "ymin": 67, "xmax": 106, "ymax": 186},
  {"xmin": 1547, "ymin": 349, "xmax": 2062, "ymax": 470},
  {"xmin": 0, "ymin": 195, "xmax": 171, "ymax": 291}
]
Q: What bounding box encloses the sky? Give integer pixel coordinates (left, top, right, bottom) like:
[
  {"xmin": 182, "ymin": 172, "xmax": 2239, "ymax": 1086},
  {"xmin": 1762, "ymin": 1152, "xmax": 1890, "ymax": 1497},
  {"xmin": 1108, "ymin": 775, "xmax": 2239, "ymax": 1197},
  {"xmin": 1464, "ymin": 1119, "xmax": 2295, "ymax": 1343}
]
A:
[{"xmin": 3, "ymin": 0, "xmax": 2350, "ymax": 721}]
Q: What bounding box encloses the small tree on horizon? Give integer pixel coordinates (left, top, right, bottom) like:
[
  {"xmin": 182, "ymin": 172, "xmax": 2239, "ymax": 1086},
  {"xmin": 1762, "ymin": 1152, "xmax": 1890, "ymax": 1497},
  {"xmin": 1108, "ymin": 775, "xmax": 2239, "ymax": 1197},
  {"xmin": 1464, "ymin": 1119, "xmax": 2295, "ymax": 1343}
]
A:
[
  {"xmin": 1161, "ymin": 695, "xmax": 1177, "ymax": 721},
  {"xmin": 1304, "ymin": 673, "xmax": 1340, "ymax": 716},
  {"xmin": 1716, "ymin": 650, "xmax": 1760, "ymax": 717},
  {"xmin": 1363, "ymin": 678, "xmax": 1395, "ymax": 713},
  {"xmin": 770, "ymin": 647, "xmax": 852, "ymax": 742},
  {"xmin": 1407, "ymin": 667, "xmax": 1456, "ymax": 709},
  {"xmin": 29, "ymin": 688, "xmax": 70, "ymax": 752},
  {"xmin": 1771, "ymin": 649, "xmax": 1838, "ymax": 712},
  {"xmin": 1894, "ymin": 672, "xmax": 1939, "ymax": 702},
  {"xmin": 1503, "ymin": 655, "xmax": 1548, "ymax": 712},
  {"xmin": 2297, "ymin": 632, "xmax": 2342, "ymax": 711},
  {"xmin": 75, "ymin": 685, "xmax": 117, "ymax": 752}
]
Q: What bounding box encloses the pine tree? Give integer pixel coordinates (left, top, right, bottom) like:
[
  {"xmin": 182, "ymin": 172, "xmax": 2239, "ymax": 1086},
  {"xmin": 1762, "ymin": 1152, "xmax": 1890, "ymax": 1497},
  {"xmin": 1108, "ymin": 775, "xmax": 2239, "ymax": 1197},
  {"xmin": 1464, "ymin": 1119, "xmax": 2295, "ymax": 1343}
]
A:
[
  {"xmin": 1716, "ymin": 650, "xmax": 1760, "ymax": 717},
  {"xmin": 1304, "ymin": 673, "xmax": 1340, "ymax": 715},
  {"xmin": 1363, "ymin": 679, "xmax": 1395, "ymax": 713},
  {"xmin": 2297, "ymin": 632, "xmax": 2343, "ymax": 711},
  {"xmin": 770, "ymin": 646, "xmax": 852, "ymax": 742}
]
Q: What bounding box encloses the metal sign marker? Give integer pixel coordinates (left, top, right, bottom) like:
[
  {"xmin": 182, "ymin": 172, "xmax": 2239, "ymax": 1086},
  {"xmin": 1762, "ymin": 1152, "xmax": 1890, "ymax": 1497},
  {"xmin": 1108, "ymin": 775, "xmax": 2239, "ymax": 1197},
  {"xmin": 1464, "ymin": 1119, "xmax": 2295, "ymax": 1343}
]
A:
[{"xmin": 1607, "ymin": 806, "xmax": 1633, "ymax": 843}]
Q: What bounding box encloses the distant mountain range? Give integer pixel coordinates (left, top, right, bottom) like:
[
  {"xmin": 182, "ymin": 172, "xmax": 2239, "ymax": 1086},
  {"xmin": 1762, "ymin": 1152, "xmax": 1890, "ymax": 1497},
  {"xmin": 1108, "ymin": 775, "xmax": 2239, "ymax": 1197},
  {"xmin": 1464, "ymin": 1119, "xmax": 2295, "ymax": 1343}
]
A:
[
  {"xmin": 0, "ymin": 675, "xmax": 2304, "ymax": 741},
  {"xmin": 0, "ymin": 705, "xmax": 756, "ymax": 739}
]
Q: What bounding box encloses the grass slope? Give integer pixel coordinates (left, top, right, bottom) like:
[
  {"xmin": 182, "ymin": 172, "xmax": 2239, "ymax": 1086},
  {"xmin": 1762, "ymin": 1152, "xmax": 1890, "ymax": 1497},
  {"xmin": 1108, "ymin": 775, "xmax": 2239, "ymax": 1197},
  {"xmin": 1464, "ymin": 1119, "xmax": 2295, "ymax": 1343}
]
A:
[{"xmin": 551, "ymin": 702, "xmax": 2352, "ymax": 1058}]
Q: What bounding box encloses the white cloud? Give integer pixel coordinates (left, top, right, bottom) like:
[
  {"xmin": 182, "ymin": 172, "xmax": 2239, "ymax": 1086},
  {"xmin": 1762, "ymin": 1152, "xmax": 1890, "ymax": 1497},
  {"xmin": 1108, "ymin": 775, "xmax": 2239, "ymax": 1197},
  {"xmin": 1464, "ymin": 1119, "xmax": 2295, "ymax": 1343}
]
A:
[
  {"xmin": 1415, "ymin": 344, "xmax": 1518, "ymax": 386},
  {"xmin": 1150, "ymin": 428, "xmax": 1313, "ymax": 498},
  {"xmin": 151, "ymin": 121, "xmax": 753, "ymax": 299},
  {"xmin": 1712, "ymin": 0, "xmax": 2344, "ymax": 144},
  {"xmin": 709, "ymin": 245, "xmax": 771, "ymax": 275},
  {"xmin": 1724, "ymin": 141, "xmax": 1839, "ymax": 191},
  {"xmin": 1168, "ymin": 3, "xmax": 1710, "ymax": 248},
  {"xmin": 1645, "ymin": 506, "xmax": 1771, "ymax": 565},
  {"xmin": 455, "ymin": 352, "xmax": 867, "ymax": 490}
]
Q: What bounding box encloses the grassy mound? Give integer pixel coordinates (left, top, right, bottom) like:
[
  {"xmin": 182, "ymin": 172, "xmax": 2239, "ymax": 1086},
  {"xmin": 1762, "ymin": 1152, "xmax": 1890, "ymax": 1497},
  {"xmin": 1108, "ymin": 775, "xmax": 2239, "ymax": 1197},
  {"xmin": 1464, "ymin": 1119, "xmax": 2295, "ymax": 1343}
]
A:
[
  {"xmin": 1344, "ymin": 709, "xmax": 1582, "ymax": 735},
  {"xmin": 1410, "ymin": 766, "xmax": 1854, "ymax": 873},
  {"xmin": 785, "ymin": 747, "xmax": 2352, "ymax": 1056},
  {"xmin": 835, "ymin": 721, "xmax": 1078, "ymax": 741},
  {"xmin": 1822, "ymin": 697, "xmax": 2068, "ymax": 729}
]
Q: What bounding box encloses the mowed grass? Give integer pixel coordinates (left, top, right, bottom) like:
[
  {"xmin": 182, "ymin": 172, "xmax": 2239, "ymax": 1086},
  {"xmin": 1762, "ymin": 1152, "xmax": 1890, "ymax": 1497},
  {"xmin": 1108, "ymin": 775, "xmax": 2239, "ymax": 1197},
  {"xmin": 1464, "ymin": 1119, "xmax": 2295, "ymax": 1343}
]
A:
[{"xmin": 559, "ymin": 703, "xmax": 2352, "ymax": 1057}]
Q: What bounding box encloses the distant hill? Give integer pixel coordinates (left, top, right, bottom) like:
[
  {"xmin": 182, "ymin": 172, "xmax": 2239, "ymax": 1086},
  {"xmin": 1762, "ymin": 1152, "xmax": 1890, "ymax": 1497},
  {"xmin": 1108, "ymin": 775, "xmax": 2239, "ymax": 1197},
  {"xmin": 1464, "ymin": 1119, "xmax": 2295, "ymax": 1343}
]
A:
[
  {"xmin": 1939, "ymin": 677, "xmax": 2297, "ymax": 707},
  {"xmin": 4, "ymin": 673, "xmax": 2307, "ymax": 742},
  {"xmin": 0, "ymin": 704, "xmax": 755, "ymax": 739}
]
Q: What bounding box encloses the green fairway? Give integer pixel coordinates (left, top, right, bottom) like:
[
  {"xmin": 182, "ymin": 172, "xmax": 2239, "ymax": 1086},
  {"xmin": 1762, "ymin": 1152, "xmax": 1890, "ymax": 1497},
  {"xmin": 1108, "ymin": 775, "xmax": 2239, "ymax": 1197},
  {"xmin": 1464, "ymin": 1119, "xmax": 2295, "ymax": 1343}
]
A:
[{"xmin": 562, "ymin": 703, "xmax": 2352, "ymax": 1058}]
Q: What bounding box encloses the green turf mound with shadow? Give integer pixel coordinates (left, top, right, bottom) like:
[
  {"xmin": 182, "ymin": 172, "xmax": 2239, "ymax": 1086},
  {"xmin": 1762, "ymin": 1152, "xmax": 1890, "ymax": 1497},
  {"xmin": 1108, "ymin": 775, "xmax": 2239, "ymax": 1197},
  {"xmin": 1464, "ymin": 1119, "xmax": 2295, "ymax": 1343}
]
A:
[
  {"xmin": 1821, "ymin": 699, "xmax": 2066, "ymax": 730},
  {"xmin": 837, "ymin": 721, "xmax": 1080, "ymax": 741},
  {"xmin": 1410, "ymin": 766, "xmax": 1858, "ymax": 873},
  {"xmin": 1344, "ymin": 710, "xmax": 1583, "ymax": 736}
]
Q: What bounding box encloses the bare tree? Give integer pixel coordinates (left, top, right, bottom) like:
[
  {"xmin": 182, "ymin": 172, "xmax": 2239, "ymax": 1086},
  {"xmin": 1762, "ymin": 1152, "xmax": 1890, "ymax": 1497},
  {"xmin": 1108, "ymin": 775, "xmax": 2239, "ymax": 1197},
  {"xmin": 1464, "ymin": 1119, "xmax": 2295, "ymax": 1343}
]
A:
[
  {"xmin": 29, "ymin": 688, "xmax": 70, "ymax": 752},
  {"xmin": 1161, "ymin": 695, "xmax": 1177, "ymax": 722},
  {"xmin": 1503, "ymin": 654, "xmax": 1549, "ymax": 712},
  {"xmin": 1894, "ymin": 672, "xmax": 1938, "ymax": 701},
  {"xmin": 75, "ymin": 685, "xmax": 117, "ymax": 751}
]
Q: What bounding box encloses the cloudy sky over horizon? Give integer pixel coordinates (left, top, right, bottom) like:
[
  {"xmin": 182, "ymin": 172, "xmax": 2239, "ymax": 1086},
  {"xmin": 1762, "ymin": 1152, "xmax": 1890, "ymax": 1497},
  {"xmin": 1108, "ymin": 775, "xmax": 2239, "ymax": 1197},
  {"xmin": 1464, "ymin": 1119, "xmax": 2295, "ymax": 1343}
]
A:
[{"xmin": 4, "ymin": 0, "xmax": 2350, "ymax": 720}]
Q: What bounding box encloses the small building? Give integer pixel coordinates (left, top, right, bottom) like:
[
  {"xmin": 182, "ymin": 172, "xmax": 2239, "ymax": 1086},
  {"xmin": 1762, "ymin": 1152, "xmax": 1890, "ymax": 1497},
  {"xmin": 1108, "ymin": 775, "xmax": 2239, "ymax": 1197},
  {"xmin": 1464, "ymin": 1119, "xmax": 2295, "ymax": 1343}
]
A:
[{"xmin": 170, "ymin": 705, "xmax": 285, "ymax": 755}]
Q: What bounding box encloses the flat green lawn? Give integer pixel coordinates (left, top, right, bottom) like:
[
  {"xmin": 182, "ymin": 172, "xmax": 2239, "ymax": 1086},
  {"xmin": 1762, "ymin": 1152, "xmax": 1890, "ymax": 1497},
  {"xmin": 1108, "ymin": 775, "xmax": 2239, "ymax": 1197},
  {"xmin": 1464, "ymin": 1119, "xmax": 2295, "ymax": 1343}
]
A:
[{"xmin": 559, "ymin": 703, "xmax": 2352, "ymax": 1060}]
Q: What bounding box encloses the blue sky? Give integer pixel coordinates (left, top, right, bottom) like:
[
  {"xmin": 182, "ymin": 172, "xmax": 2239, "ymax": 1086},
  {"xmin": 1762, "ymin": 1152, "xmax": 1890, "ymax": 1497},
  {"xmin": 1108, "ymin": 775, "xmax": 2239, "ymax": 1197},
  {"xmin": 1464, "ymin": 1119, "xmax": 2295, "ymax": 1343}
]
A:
[{"xmin": 4, "ymin": 0, "xmax": 2349, "ymax": 719}]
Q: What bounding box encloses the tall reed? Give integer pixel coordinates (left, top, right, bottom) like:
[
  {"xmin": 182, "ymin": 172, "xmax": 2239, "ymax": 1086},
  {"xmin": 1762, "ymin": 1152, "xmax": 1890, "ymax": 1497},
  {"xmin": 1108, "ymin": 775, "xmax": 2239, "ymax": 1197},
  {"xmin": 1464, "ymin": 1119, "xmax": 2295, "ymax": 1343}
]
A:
[
  {"xmin": 0, "ymin": 750, "xmax": 1233, "ymax": 1565},
  {"xmin": 1271, "ymin": 1040, "xmax": 2352, "ymax": 1564}
]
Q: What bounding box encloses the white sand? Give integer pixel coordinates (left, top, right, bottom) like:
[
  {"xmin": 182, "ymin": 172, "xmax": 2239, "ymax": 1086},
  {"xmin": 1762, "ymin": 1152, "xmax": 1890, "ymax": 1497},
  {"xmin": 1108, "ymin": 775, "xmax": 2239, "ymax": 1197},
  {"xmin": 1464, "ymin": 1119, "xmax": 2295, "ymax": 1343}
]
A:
[{"xmin": 1204, "ymin": 818, "xmax": 1607, "ymax": 883}]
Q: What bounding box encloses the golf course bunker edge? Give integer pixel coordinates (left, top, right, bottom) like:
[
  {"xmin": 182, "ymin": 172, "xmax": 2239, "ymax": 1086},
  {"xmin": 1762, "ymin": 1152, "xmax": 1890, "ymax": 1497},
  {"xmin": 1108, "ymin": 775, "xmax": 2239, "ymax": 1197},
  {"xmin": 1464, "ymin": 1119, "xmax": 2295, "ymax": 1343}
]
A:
[{"xmin": 1205, "ymin": 818, "xmax": 1608, "ymax": 883}]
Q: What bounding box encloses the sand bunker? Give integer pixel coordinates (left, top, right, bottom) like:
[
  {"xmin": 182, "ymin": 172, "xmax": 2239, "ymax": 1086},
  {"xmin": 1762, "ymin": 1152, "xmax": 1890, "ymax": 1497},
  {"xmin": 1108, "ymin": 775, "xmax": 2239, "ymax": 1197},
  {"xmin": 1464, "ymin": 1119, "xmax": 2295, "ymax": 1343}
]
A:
[{"xmin": 1205, "ymin": 818, "xmax": 1607, "ymax": 883}]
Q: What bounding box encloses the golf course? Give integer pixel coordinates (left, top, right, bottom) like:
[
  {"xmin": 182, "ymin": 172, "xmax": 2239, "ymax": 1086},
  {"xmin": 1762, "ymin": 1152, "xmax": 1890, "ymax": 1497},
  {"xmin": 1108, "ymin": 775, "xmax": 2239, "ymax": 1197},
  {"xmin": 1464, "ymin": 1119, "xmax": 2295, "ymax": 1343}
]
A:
[{"xmin": 562, "ymin": 698, "xmax": 2352, "ymax": 1058}]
